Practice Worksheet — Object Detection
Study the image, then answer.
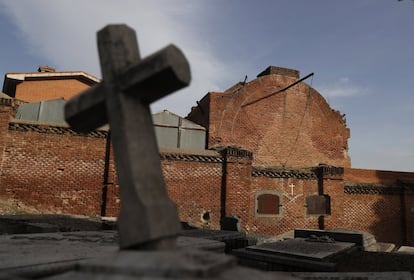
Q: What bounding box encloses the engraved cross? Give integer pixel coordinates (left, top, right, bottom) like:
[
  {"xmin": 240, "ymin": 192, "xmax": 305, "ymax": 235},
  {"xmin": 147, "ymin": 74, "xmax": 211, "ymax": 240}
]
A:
[{"xmin": 289, "ymin": 183, "xmax": 295, "ymax": 196}]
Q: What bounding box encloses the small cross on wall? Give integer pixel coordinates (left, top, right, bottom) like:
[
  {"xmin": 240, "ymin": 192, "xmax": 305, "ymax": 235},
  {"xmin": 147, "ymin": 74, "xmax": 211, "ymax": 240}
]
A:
[{"xmin": 289, "ymin": 183, "xmax": 295, "ymax": 196}]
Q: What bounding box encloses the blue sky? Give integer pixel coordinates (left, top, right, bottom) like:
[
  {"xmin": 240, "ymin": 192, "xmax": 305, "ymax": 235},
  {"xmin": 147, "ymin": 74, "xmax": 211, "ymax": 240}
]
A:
[{"xmin": 0, "ymin": 1, "xmax": 413, "ymax": 171}]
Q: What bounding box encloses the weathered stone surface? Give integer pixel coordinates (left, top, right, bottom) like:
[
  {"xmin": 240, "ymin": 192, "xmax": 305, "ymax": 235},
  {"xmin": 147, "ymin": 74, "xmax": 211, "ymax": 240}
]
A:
[
  {"xmin": 64, "ymin": 24, "xmax": 191, "ymax": 250},
  {"xmin": 294, "ymin": 229, "xmax": 378, "ymax": 250},
  {"xmin": 397, "ymin": 246, "xmax": 414, "ymax": 254},
  {"xmin": 0, "ymin": 215, "xmax": 115, "ymax": 234},
  {"xmin": 232, "ymin": 237, "xmax": 358, "ymax": 272},
  {"xmin": 176, "ymin": 236, "xmax": 225, "ymax": 253},
  {"xmin": 291, "ymin": 271, "xmax": 413, "ymax": 280},
  {"xmin": 248, "ymin": 238, "xmax": 356, "ymax": 260},
  {"xmin": 43, "ymin": 250, "xmax": 287, "ymax": 280},
  {"xmin": 0, "ymin": 231, "xmax": 118, "ymax": 278},
  {"xmin": 181, "ymin": 229, "xmax": 248, "ymax": 252},
  {"xmin": 0, "ymin": 230, "xmax": 231, "ymax": 278}
]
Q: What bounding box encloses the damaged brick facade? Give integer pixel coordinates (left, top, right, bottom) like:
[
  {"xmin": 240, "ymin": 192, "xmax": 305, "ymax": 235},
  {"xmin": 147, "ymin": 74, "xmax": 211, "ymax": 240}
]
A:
[
  {"xmin": 0, "ymin": 66, "xmax": 413, "ymax": 247},
  {"xmin": 187, "ymin": 66, "xmax": 351, "ymax": 168}
]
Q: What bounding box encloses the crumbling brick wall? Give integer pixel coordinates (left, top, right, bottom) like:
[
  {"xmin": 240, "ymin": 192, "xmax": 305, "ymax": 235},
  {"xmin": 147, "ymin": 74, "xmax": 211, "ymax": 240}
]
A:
[{"xmin": 187, "ymin": 66, "xmax": 351, "ymax": 169}]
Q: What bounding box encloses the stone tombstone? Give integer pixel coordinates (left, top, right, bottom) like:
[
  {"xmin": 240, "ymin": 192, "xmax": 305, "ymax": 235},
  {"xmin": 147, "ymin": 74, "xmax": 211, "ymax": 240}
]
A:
[{"xmin": 65, "ymin": 24, "xmax": 191, "ymax": 250}]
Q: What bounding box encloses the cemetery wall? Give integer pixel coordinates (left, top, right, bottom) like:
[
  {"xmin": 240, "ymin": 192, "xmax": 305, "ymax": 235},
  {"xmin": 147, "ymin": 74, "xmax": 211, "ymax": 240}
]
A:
[
  {"xmin": 249, "ymin": 171, "xmax": 320, "ymax": 235},
  {"xmin": 0, "ymin": 99, "xmax": 16, "ymax": 162},
  {"xmin": 0, "ymin": 120, "xmax": 108, "ymax": 216},
  {"xmin": 341, "ymin": 192, "xmax": 405, "ymax": 244},
  {"xmin": 342, "ymin": 167, "xmax": 414, "ymax": 245},
  {"xmin": 1, "ymin": 66, "xmax": 414, "ymax": 245},
  {"xmin": 160, "ymin": 149, "xmax": 223, "ymax": 229},
  {"xmin": 344, "ymin": 167, "xmax": 414, "ymax": 184},
  {"xmin": 0, "ymin": 109, "xmax": 413, "ymax": 245}
]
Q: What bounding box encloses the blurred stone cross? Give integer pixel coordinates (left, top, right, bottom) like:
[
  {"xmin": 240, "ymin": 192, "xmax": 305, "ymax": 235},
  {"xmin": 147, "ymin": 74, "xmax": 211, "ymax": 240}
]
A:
[{"xmin": 64, "ymin": 24, "xmax": 190, "ymax": 250}]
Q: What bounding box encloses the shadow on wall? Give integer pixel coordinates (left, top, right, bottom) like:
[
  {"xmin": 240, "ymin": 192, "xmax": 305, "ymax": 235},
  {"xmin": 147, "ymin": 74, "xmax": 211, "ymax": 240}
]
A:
[{"xmin": 369, "ymin": 196, "xmax": 406, "ymax": 246}]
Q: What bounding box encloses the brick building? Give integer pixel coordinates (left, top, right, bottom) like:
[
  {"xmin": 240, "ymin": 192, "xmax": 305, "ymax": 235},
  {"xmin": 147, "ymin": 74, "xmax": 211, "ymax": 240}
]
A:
[
  {"xmin": 0, "ymin": 66, "xmax": 413, "ymax": 246},
  {"xmin": 187, "ymin": 66, "xmax": 350, "ymax": 168}
]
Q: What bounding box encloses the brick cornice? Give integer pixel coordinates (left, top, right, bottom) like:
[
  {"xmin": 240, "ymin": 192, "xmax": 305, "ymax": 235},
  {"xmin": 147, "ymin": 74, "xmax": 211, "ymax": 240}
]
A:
[
  {"xmin": 160, "ymin": 151, "xmax": 223, "ymax": 163},
  {"xmin": 0, "ymin": 97, "xmax": 27, "ymax": 107},
  {"xmin": 252, "ymin": 166, "xmax": 317, "ymax": 179},
  {"xmin": 344, "ymin": 182, "xmax": 403, "ymax": 195},
  {"xmin": 8, "ymin": 121, "xmax": 108, "ymax": 138},
  {"xmin": 213, "ymin": 146, "xmax": 253, "ymax": 160}
]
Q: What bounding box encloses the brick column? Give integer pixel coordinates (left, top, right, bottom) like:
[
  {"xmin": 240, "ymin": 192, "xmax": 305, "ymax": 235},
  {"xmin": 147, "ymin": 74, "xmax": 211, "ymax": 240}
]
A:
[
  {"xmin": 219, "ymin": 146, "xmax": 253, "ymax": 231},
  {"xmin": 0, "ymin": 99, "xmax": 16, "ymax": 152},
  {"xmin": 403, "ymin": 189, "xmax": 414, "ymax": 245},
  {"xmin": 314, "ymin": 164, "xmax": 345, "ymax": 230},
  {"xmin": 0, "ymin": 99, "xmax": 18, "ymax": 194}
]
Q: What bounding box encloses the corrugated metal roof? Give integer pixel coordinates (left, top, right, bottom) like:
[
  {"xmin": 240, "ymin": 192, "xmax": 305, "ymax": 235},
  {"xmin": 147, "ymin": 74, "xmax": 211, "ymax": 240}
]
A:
[
  {"xmin": 16, "ymin": 98, "xmax": 66, "ymax": 124},
  {"xmin": 152, "ymin": 110, "xmax": 206, "ymax": 150},
  {"xmin": 15, "ymin": 102, "xmax": 207, "ymax": 150}
]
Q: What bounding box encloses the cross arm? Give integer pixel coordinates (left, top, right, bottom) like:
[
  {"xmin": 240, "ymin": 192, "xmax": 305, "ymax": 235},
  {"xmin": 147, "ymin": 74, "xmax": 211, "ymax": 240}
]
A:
[
  {"xmin": 64, "ymin": 82, "xmax": 109, "ymax": 132},
  {"xmin": 64, "ymin": 44, "xmax": 191, "ymax": 132},
  {"xmin": 119, "ymin": 44, "xmax": 191, "ymax": 104}
]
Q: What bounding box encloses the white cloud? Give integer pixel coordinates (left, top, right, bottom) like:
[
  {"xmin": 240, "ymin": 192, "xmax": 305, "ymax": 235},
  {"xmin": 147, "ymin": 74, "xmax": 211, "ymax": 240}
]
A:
[
  {"xmin": 319, "ymin": 77, "xmax": 368, "ymax": 99},
  {"xmin": 0, "ymin": 0, "xmax": 235, "ymax": 116}
]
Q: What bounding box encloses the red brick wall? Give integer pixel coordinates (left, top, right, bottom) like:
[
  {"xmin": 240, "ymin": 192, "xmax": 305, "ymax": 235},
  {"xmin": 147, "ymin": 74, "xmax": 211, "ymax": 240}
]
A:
[
  {"xmin": 0, "ymin": 99, "xmax": 15, "ymax": 158},
  {"xmin": 341, "ymin": 193, "xmax": 405, "ymax": 244},
  {"xmin": 0, "ymin": 122, "xmax": 108, "ymax": 216},
  {"xmin": 344, "ymin": 167, "xmax": 414, "ymax": 184},
  {"xmin": 249, "ymin": 175, "xmax": 319, "ymax": 235},
  {"xmin": 0, "ymin": 121, "xmax": 409, "ymax": 246},
  {"xmin": 221, "ymin": 147, "xmax": 253, "ymax": 230},
  {"xmin": 0, "ymin": 112, "xmax": 413, "ymax": 246},
  {"xmin": 187, "ymin": 69, "xmax": 351, "ymax": 168},
  {"xmin": 404, "ymin": 194, "xmax": 414, "ymax": 245},
  {"xmin": 99, "ymin": 142, "xmax": 119, "ymax": 218},
  {"xmin": 15, "ymin": 79, "xmax": 92, "ymax": 102},
  {"xmin": 161, "ymin": 150, "xmax": 223, "ymax": 229},
  {"xmin": 342, "ymin": 167, "xmax": 414, "ymax": 245}
]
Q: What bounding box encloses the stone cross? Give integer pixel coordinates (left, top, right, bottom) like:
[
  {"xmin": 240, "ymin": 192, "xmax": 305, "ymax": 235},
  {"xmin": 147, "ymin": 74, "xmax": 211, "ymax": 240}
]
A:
[{"xmin": 64, "ymin": 24, "xmax": 191, "ymax": 250}]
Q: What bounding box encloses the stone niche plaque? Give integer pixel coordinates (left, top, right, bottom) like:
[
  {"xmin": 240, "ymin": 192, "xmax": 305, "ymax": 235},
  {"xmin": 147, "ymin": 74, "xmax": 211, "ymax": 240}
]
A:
[{"xmin": 306, "ymin": 195, "xmax": 331, "ymax": 215}]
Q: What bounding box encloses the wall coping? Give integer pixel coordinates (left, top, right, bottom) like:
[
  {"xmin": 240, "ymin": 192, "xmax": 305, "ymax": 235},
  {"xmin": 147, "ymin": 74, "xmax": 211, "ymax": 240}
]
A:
[
  {"xmin": 344, "ymin": 182, "xmax": 408, "ymax": 195},
  {"xmin": 8, "ymin": 120, "xmax": 108, "ymax": 138},
  {"xmin": 213, "ymin": 146, "xmax": 253, "ymax": 160},
  {"xmin": 252, "ymin": 166, "xmax": 317, "ymax": 179},
  {"xmin": 0, "ymin": 97, "xmax": 27, "ymax": 107},
  {"xmin": 160, "ymin": 148, "xmax": 223, "ymax": 163}
]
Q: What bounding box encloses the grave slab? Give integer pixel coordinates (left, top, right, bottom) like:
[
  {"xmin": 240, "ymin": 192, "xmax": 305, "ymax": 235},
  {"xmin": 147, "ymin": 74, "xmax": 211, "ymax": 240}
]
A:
[
  {"xmin": 291, "ymin": 271, "xmax": 413, "ymax": 280},
  {"xmin": 397, "ymin": 246, "xmax": 414, "ymax": 254},
  {"xmin": 249, "ymin": 238, "xmax": 356, "ymax": 260},
  {"xmin": 232, "ymin": 238, "xmax": 357, "ymax": 272},
  {"xmin": 294, "ymin": 228, "xmax": 378, "ymax": 250}
]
